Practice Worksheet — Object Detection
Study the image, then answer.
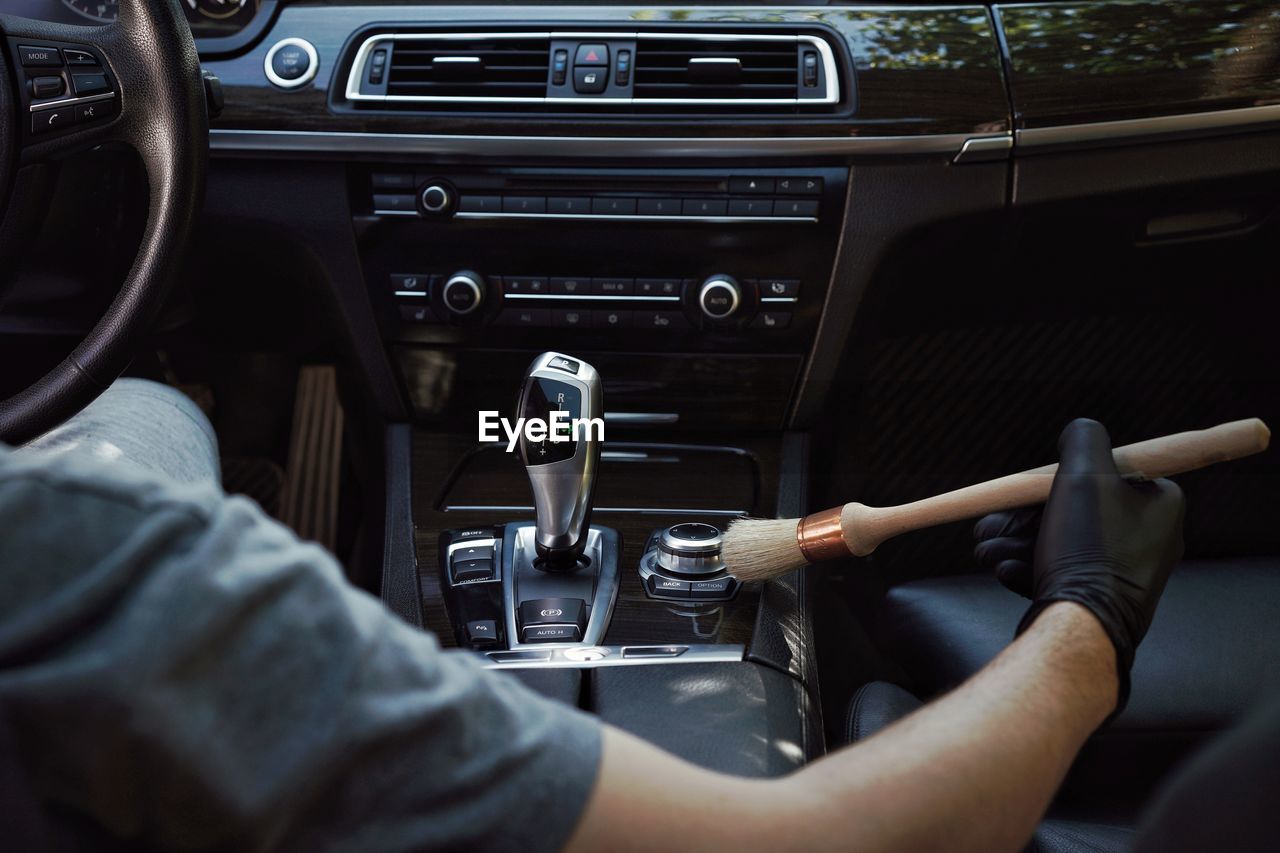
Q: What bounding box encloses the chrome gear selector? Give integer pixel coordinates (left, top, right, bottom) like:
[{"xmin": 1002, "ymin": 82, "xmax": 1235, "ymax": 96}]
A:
[{"xmin": 516, "ymin": 352, "xmax": 603, "ymax": 567}]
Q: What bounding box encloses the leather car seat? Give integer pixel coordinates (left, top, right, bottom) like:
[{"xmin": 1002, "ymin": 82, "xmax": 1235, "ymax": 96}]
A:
[{"xmin": 848, "ymin": 557, "xmax": 1280, "ymax": 852}]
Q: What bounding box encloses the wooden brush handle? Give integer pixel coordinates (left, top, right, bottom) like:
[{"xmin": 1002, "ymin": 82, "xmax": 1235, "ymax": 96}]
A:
[{"xmin": 840, "ymin": 418, "xmax": 1270, "ymax": 557}]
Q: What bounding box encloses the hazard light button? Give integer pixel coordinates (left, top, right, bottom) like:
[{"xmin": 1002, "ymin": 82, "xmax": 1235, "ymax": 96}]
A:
[{"xmin": 574, "ymin": 43, "xmax": 609, "ymax": 66}]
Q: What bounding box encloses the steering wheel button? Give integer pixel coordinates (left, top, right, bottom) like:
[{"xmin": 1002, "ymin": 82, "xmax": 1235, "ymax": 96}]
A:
[
  {"xmin": 75, "ymin": 100, "xmax": 113, "ymax": 124},
  {"xmin": 63, "ymin": 49, "xmax": 99, "ymax": 67},
  {"xmin": 71, "ymin": 73, "xmax": 111, "ymax": 97},
  {"xmin": 18, "ymin": 45, "xmax": 62, "ymax": 67},
  {"xmin": 29, "ymin": 76, "xmax": 66, "ymax": 99},
  {"xmin": 31, "ymin": 108, "xmax": 74, "ymax": 135}
]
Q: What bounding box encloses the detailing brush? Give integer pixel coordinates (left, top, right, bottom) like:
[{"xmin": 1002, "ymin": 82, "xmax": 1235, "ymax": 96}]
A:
[{"xmin": 723, "ymin": 418, "xmax": 1271, "ymax": 583}]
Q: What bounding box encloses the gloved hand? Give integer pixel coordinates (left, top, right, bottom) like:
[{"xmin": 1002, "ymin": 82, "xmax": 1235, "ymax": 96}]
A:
[{"xmin": 973, "ymin": 419, "xmax": 1186, "ymax": 713}]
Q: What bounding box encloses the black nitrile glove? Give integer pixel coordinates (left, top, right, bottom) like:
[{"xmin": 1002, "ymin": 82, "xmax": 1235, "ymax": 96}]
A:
[{"xmin": 973, "ymin": 419, "xmax": 1186, "ymax": 714}]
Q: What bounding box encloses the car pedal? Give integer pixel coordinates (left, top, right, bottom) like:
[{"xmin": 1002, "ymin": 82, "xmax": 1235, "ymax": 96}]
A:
[{"xmin": 280, "ymin": 365, "xmax": 345, "ymax": 552}]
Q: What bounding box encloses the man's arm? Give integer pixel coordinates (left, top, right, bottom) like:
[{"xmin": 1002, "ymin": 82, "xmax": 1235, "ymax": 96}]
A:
[
  {"xmin": 570, "ymin": 419, "xmax": 1184, "ymax": 853},
  {"xmin": 567, "ymin": 601, "xmax": 1115, "ymax": 853}
]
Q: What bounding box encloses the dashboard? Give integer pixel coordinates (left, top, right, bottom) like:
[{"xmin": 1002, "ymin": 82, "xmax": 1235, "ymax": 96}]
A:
[{"xmin": 8, "ymin": 0, "xmax": 267, "ymax": 42}]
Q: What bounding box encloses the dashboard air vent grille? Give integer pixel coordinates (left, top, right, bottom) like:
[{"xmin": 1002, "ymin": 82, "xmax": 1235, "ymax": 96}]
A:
[
  {"xmin": 385, "ymin": 36, "xmax": 550, "ymax": 100},
  {"xmin": 633, "ymin": 37, "xmax": 802, "ymax": 102}
]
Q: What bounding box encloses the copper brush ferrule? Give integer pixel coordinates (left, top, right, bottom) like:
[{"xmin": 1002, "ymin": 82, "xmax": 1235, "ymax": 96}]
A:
[{"xmin": 796, "ymin": 506, "xmax": 850, "ymax": 563}]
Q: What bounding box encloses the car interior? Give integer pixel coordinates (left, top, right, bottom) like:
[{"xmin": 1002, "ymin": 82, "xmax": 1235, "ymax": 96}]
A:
[{"xmin": 2, "ymin": 1, "xmax": 1279, "ymax": 850}]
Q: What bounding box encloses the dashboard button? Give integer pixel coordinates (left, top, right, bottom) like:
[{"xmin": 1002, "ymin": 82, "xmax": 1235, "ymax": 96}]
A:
[
  {"xmin": 636, "ymin": 278, "xmax": 680, "ymax": 296},
  {"xmin": 594, "ymin": 309, "xmax": 631, "ymax": 329},
  {"xmin": 691, "ymin": 577, "xmax": 737, "ymax": 599},
  {"xmin": 523, "ymin": 624, "xmax": 581, "ymax": 643},
  {"xmin": 31, "ymin": 108, "xmax": 74, "ymax": 135},
  {"xmin": 503, "ymin": 196, "xmax": 547, "ymax": 214},
  {"xmin": 71, "ymin": 73, "xmax": 110, "ymax": 96},
  {"xmin": 774, "ymin": 199, "xmax": 818, "ymax": 218},
  {"xmin": 373, "ymin": 194, "xmax": 417, "ymax": 213},
  {"xmin": 553, "ymin": 309, "xmax": 591, "ymax": 329},
  {"xmin": 592, "ymin": 198, "xmax": 637, "ymax": 216},
  {"xmin": 574, "ymin": 66, "xmax": 608, "ymax": 94},
  {"xmin": 550, "ymin": 277, "xmax": 589, "ymax": 295},
  {"xmin": 372, "ymin": 172, "xmax": 414, "ymax": 190},
  {"xmin": 574, "ymin": 44, "xmax": 610, "ymax": 66},
  {"xmin": 452, "ymin": 559, "xmax": 495, "ymax": 583},
  {"xmin": 683, "ymin": 199, "xmax": 728, "ymax": 217},
  {"xmin": 266, "ymin": 38, "xmax": 318, "ymax": 89},
  {"xmin": 777, "ymin": 177, "xmax": 823, "ymax": 195},
  {"xmin": 649, "ymin": 576, "xmax": 692, "ymax": 598},
  {"xmin": 637, "ymin": 198, "xmax": 682, "ymax": 216},
  {"xmin": 751, "ymin": 312, "xmax": 792, "ymax": 330},
  {"xmin": 465, "ymin": 620, "xmax": 499, "ymax": 647},
  {"xmin": 18, "ymin": 45, "xmax": 62, "ymax": 68},
  {"xmin": 504, "ymin": 276, "xmax": 548, "ymax": 294},
  {"xmin": 730, "ymin": 177, "xmax": 774, "ymax": 194},
  {"xmin": 391, "ymin": 273, "xmax": 428, "ymax": 292},
  {"xmin": 458, "ymin": 195, "xmax": 501, "ymax": 213},
  {"xmin": 728, "ymin": 199, "xmax": 773, "ymax": 217},
  {"xmin": 498, "ymin": 308, "xmax": 548, "ymax": 327},
  {"xmin": 798, "ymin": 177, "xmax": 824, "ymax": 195},
  {"xmin": 452, "ymin": 543, "xmax": 495, "ymax": 563},
  {"xmin": 548, "ymin": 197, "xmax": 591, "ymax": 214},
  {"xmin": 635, "ymin": 311, "xmax": 688, "ymax": 331},
  {"xmin": 399, "ymin": 305, "xmax": 436, "ymax": 323},
  {"xmin": 760, "ymin": 279, "xmax": 800, "ymax": 297},
  {"xmin": 592, "ymin": 277, "xmax": 633, "ymax": 295}
]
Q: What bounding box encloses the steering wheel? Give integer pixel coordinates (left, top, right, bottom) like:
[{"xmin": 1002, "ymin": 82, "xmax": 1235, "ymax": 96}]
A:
[{"xmin": 0, "ymin": 0, "xmax": 206, "ymax": 445}]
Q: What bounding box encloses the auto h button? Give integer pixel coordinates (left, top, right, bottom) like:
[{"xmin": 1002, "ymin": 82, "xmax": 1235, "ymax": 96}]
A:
[{"xmin": 520, "ymin": 597, "xmax": 588, "ymax": 643}]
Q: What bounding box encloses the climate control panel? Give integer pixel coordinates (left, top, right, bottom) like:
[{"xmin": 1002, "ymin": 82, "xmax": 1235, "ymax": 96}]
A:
[{"xmin": 390, "ymin": 271, "xmax": 799, "ymax": 332}]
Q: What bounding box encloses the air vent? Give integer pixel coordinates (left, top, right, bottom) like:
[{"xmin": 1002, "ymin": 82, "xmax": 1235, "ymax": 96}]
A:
[
  {"xmin": 633, "ymin": 36, "xmax": 821, "ymax": 103},
  {"xmin": 385, "ymin": 36, "xmax": 550, "ymax": 100},
  {"xmin": 345, "ymin": 30, "xmax": 840, "ymax": 110}
]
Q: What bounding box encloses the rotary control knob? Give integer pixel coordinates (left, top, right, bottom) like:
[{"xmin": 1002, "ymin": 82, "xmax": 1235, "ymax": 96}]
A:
[
  {"xmin": 698, "ymin": 276, "xmax": 742, "ymax": 320},
  {"xmin": 441, "ymin": 271, "xmax": 484, "ymax": 316},
  {"xmin": 655, "ymin": 522, "xmax": 726, "ymax": 576},
  {"xmin": 420, "ymin": 184, "xmax": 454, "ymax": 215}
]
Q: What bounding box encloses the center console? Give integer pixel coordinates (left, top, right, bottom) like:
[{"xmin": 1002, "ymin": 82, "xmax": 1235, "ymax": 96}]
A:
[{"xmin": 201, "ymin": 4, "xmax": 980, "ymax": 771}]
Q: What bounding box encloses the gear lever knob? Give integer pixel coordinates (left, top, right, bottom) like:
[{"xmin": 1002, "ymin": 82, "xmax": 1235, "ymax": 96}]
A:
[{"xmin": 516, "ymin": 353, "xmax": 603, "ymax": 566}]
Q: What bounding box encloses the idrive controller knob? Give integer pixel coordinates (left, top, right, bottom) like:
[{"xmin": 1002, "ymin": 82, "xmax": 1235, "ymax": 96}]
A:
[{"xmin": 656, "ymin": 522, "xmax": 727, "ymax": 576}]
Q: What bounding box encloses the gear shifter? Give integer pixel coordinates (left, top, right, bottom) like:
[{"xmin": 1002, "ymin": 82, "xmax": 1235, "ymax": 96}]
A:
[{"xmin": 516, "ymin": 352, "xmax": 603, "ymax": 568}]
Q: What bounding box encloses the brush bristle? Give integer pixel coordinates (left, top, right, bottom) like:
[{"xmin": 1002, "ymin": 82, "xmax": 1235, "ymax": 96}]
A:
[{"xmin": 721, "ymin": 517, "xmax": 807, "ymax": 582}]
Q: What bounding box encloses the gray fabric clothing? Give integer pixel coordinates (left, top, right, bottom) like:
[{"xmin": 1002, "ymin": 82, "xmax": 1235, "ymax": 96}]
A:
[
  {"xmin": 22, "ymin": 378, "xmax": 221, "ymax": 487},
  {"xmin": 0, "ymin": 380, "xmax": 602, "ymax": 852}
]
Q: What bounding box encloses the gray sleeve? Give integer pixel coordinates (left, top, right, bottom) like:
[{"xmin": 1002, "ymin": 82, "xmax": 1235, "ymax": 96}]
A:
[{"xmin": 0, "ymin": 448, "xmax": 602, "ymax": 853}]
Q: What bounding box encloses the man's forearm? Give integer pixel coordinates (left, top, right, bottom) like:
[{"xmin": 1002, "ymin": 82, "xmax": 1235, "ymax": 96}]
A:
[
  {"xmin": 566, "ymin": 602, "xmax": 1118, "ymax": 853},
  {"xmin": 779, "ymin": 601, "xmax": 1117, "ymax": 851}
]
